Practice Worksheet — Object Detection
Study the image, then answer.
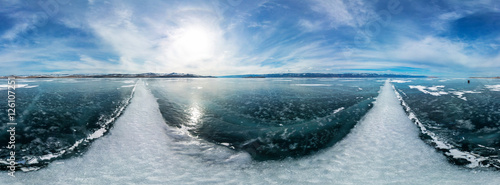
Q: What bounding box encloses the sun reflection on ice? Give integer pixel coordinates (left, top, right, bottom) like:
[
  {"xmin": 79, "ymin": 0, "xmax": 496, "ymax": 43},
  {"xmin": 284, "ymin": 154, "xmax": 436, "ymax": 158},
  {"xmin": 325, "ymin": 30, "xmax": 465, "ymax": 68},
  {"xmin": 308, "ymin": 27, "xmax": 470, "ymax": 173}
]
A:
[{"xmin": 188, "ymin": 105, "xmax": 202, "ymax": 126}]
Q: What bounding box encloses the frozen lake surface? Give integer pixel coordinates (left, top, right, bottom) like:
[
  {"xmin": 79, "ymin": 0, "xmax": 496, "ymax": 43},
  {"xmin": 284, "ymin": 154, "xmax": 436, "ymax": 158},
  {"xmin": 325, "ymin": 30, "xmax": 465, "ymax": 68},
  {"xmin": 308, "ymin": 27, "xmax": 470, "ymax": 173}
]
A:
[{"xmin": 3, "ymin": 80, "xmax": 500, "ymax": 184}]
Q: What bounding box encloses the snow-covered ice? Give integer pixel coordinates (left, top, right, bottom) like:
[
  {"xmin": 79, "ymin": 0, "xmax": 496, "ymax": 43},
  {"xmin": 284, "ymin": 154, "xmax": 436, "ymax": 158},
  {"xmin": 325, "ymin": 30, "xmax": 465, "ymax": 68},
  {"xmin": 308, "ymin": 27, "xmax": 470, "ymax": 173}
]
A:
[{"xmin": 485, "ymin": 85, "xmax": 500, "ymax": 92}]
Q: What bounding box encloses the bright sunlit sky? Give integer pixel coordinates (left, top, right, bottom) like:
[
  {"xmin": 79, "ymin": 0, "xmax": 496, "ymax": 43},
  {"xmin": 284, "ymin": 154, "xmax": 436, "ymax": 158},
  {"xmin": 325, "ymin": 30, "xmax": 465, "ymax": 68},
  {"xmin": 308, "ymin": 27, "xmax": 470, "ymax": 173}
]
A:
[{"xmin": 1, "ymin": 0, "xmax": 499, "ymax": 77}]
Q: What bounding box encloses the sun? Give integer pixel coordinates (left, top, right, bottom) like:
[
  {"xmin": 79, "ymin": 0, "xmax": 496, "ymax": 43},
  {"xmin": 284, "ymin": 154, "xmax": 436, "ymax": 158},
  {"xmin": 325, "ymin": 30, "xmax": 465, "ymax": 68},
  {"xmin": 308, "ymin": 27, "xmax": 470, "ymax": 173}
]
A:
[{"xmin": 172, "ymin": 25, "xmax": 215, "ymax": 61}]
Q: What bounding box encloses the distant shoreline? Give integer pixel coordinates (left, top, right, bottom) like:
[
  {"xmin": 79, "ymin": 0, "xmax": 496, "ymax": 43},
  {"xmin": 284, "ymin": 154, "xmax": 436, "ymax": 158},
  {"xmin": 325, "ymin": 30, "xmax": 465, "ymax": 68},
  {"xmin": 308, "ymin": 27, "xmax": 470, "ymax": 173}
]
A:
[
  {"xmin": 220, "ymin": 73, "xmax": 429, "ymax": 78},
  {"xmin": 0, "ymin": 72, "xmax": 431, "ymax": 79},
  {"xmin": 0, "ymin": 76, "xmax": 216, "ymax": 79},
  {"xmin": 470, "ymin": 77, "xmax": 500, "ymax": 79},
  {"xmin": 0, "ymin": 73, "xmax": 216, "ymax": 79}
]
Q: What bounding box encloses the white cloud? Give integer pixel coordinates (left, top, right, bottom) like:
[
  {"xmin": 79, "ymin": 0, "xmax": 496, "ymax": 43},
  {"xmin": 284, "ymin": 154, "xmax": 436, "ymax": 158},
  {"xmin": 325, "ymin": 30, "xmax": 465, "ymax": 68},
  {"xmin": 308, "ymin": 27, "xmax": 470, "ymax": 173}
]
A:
[
  {"xmin": 310, "ymin": 0, "xmax": 354, "ymax": 28},
  {"xmin": 308, "ymin": 0, "xmax": 374, "ymax": 29},
  {"xmin": 1, "ymin": 11, "xmax": 46, "ymax": 40},
  {"xmin": 438, "ymin": 12, "xmax": 462, "ymax": 21},
  {"xmin": 247, "ymin": 21, "xmax": 271, "ymax": 28},
  {"xmin": 2, "ymin": 0, "xmax": 500, "ymax": 76},
  {"xmin": 353, "ymin": 36, "xmax": 500, "ymax": 75},
  {"xmin": 81, "ymin": 0, "xmax": 261, "ymax": 75},
  {"xmin": 298, "ymin": 19, "xmax": 322, "ymax": 32},
  {"xmin": 391, "ymin": 37, "xmax": 470, "ymax": 65}
]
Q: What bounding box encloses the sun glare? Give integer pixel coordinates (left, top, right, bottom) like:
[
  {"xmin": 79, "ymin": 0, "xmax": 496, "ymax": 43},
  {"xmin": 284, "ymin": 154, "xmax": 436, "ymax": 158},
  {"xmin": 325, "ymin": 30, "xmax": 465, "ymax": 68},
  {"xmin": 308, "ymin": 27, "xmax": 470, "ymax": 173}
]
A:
[{"xmin": 172, "ymin": 26, "xmax": 214, "ymax": 61}]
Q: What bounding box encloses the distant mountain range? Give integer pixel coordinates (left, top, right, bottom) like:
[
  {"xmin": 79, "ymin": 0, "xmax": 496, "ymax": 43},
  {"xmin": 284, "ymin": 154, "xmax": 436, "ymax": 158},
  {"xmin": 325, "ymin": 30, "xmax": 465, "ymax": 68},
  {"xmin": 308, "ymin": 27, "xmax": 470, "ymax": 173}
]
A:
[
  {"xmin": 219, "ymin": 73, "xmax": 428, "ymax": 78},
  {"xmin": 1, "ymin": 72, "xmax": 431, "ymax": 79},
  {"xmin": 1, "ymin": 73, "xmax": 215, "ymax": 79},
  {"xmin": 7, "ymin": 72, "xmax": 500, "ymax": 80},
  {"xmin": 470, "ymin": 76, "xmax": 500, "ymax": 79}
]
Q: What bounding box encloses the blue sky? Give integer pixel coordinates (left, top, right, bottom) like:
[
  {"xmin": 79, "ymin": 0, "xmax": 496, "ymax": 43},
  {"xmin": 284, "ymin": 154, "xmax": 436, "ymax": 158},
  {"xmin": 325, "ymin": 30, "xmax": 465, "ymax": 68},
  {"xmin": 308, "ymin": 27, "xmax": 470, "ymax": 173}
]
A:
[{"xmin": 0, "ymin": 0, "xmax": 499, "ymax": 77}]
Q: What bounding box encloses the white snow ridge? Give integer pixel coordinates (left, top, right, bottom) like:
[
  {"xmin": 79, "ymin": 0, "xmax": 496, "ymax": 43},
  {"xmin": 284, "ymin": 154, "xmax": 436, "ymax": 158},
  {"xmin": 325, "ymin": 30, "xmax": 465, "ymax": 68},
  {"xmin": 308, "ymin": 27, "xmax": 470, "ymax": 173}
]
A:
[
  {"xmin": 485, "ymin": 85, "xmax": 500, "ymax": 92},
  {"xmin": 409, "ymin": 85, "xmax": 448, "ymax": 96}
]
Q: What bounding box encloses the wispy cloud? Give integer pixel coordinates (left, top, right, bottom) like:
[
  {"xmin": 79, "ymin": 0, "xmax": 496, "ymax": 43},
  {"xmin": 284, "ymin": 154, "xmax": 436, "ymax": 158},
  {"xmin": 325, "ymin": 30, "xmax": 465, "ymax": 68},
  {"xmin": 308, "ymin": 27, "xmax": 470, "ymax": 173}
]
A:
[{"xmin": 0, "ymin": 0, "xmax": 499, "ymax": 76}]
